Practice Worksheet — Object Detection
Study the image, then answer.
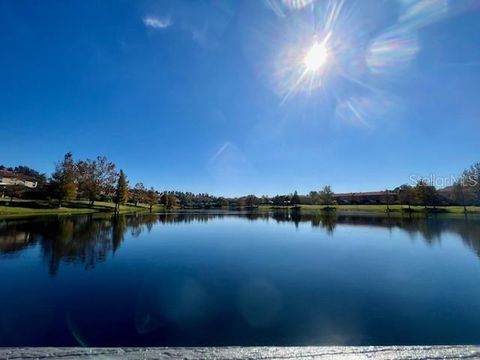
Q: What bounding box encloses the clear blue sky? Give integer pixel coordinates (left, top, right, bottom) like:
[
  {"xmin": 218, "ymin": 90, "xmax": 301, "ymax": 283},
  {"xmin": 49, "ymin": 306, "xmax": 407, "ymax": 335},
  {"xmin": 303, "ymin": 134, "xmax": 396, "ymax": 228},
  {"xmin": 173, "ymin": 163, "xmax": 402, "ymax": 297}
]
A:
[{"xmin": 1, "ymin": 0, "xmax": 479, "ymax": 196}]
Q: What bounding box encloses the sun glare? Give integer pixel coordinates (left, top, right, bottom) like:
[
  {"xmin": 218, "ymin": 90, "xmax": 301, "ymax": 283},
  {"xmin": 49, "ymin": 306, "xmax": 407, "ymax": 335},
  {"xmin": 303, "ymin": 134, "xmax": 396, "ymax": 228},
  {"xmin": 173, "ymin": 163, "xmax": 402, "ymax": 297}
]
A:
[
  {"xmin": 304, "ymin": 41, "xmax": 329, "ymax": 72},
  {"xmin": 277, "ymin": 32, "xmax": 334, "ymax": 103}
]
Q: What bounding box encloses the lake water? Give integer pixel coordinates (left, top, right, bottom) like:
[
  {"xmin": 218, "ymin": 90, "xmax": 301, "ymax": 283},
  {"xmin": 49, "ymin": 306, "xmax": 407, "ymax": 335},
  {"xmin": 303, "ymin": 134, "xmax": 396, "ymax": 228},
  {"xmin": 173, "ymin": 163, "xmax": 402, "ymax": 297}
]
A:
[{"xmin": 1, "ymin": 211, "xmax": 480, "ymax": 346}]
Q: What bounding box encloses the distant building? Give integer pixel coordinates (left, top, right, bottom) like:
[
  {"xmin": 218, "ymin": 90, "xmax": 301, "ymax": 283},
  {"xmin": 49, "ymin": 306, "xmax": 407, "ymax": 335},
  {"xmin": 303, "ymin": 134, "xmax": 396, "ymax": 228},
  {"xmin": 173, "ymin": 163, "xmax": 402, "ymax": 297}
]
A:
[{"xmin": 0, "ymin": 169, "xmax": 38, "ymax": 189}]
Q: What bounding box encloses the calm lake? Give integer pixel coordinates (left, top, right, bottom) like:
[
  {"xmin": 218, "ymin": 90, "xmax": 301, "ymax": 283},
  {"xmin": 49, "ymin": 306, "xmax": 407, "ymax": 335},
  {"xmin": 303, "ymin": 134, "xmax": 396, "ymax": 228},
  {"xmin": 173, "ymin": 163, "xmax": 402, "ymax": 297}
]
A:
[{"xmin": 1, "ymin": 211, "xmax": 480, "ymax": 346}]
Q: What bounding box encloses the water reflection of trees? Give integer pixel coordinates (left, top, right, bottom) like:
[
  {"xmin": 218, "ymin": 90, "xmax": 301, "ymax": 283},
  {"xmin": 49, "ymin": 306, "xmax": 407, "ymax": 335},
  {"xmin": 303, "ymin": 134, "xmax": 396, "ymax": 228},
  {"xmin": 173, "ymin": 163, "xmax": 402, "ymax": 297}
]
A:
[
  {"xmin": 1, "ymin": 212, "xmax": 480, "ymax": 274},
  {"xmin": 132, "ymin": 211, "xmax": 480, "ymax": 258},
  {"xmin": 0, "ymin": 214, "xmax": 158, "ymax": 275}
]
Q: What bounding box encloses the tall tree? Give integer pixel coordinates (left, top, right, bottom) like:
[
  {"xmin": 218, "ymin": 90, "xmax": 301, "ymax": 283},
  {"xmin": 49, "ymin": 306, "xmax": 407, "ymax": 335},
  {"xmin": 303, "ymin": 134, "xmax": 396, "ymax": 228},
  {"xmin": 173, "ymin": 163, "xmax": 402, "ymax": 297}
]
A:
[
  {"xmin": 114, "ymin": 170, "xmax": 129, "ymax": 211},
  {"xmin": 384, "ymin": 189, "xmax": 391, "ymax": 211},
  {"xmin": 309, "ymin": 191, "xmax": 320, "ymax": 204},
  {"xmin": 291, "ymin": 191, "xmax": 301, "ymax": 205},
  {"xmin": 452, "ymin": 181, "xmax": 467, "ymax": 213},
  {"xmin": 319, "ymin": 185, "xmax": 335, "ymax": 206},
  {"xmin": 398, "ymin": 184, "xmax": 414, "ymax": 209},
  {"xmin": 414, "ymin": 180, "xmax": 438, "ymax": 209},
  {"xmin": 77, "ymin": 156, "xmax": 117, "ymax": 207},
  {"xmin": 146, "ymin": 188, "xmax": 159, "ymax": 213},
  {"xmin": 161, "ymin": 193, "xmax": 176, "ymax": 209},
  {"xmin": 246, "ymin": 195, "xmax": 259, "ymax": 207},
  {"xmin": 51, "ymin": 152, "xmax": 78, "ymax": 207},
  {"xmin": 131, "ymin": 182, "xmax": 147, "ymax": 206},
  {"xmin": 462, "ymin": 162, "xmax": 480, "ymax": 204}
]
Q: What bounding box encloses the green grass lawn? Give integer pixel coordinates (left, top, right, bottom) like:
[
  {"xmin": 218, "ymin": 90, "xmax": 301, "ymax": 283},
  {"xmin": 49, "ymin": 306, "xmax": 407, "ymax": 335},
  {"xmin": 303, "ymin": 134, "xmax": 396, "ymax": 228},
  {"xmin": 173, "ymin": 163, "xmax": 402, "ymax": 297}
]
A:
[
  {"xmin": 1, "ymin": 198, "xmax": 479, "ymax": 219},
  {"xmin": 259, "ymin": 204, "xmax": 480, "ymax": 214},
  {"xmin": 0, "ymin": 199, "xmax": 164, "ymax": 218}
]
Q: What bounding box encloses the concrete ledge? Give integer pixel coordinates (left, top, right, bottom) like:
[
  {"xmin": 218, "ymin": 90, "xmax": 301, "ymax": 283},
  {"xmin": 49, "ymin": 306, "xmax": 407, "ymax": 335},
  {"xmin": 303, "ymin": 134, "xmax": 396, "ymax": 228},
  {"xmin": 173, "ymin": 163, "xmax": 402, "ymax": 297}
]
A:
[{"xmin": 1, "ymin": 346, "xmax": 479, "ymax": 359}]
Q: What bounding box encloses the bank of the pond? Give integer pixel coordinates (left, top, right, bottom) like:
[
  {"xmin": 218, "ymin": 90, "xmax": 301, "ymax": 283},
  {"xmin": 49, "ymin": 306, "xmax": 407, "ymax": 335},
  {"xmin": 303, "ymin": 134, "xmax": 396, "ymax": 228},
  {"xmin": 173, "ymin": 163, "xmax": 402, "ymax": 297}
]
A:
[
  {"xmin": 0, "ymin": 199, "xmax": 164, "ymax": 218},
  {"xmin": 287, "ymin": 204, "xmax": 480, "ymax": 214},
  {"xmin": 2, "ymin": 199, "xmax": 480, "ymax": 219}
]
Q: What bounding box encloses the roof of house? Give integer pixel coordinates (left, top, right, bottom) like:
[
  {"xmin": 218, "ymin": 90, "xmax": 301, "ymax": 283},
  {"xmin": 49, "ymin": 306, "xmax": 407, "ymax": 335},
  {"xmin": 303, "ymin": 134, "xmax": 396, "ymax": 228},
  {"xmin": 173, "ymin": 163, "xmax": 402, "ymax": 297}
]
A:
[
  {"xmin": 334, "ymin": 191, "xmax": 394, "ymax": 197},
  {"xmin": 0, "ymin": 169, "xmax": 36, "ymax": 182}
]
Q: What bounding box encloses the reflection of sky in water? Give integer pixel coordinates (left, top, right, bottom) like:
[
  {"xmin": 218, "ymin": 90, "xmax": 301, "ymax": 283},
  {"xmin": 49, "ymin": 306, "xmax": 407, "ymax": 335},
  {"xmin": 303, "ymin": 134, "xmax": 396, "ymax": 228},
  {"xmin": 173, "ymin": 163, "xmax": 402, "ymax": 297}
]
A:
[{"xmin": 1, "ymin": 213, "xmax": 480, "ymax": 346}]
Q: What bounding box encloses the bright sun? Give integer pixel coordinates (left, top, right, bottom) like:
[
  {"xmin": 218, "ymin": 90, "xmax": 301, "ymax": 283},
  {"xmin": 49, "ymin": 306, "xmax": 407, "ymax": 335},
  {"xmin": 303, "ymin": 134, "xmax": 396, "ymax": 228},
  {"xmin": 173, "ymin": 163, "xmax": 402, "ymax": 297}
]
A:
[{"xmin": 304, "ymin": 41, "xmax": 329, "ymax": 72}]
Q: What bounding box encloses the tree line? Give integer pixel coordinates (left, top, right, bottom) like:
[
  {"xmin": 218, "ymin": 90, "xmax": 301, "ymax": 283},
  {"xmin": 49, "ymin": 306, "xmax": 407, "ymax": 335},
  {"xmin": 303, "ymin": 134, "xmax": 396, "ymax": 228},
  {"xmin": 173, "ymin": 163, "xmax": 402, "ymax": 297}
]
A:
[
  {"xmin": 1, "ymin": 153, "xmax": 159, "ymax": 212},
  {"xmin": 50, "ymin": 152, "xmax": 170, "ymax": 212},
  {"xmin": 1, "ymin": 154, "xmax": 480, "ymax": 210}
]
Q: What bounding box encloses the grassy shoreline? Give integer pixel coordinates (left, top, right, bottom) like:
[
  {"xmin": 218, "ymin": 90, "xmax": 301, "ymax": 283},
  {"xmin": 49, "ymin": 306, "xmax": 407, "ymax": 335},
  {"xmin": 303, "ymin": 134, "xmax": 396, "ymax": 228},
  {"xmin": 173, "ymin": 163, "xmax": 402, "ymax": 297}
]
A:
[
  {"xmin": 1, "ymin": 199, "xmax": 480, "ymax": 219},
  {"xmin": 0, "ymin": 199, "xmax": 164, "ymax": 219},
  {"xmin": 275, "ymin": 204, "xmax": 480, "ymax": 214}
]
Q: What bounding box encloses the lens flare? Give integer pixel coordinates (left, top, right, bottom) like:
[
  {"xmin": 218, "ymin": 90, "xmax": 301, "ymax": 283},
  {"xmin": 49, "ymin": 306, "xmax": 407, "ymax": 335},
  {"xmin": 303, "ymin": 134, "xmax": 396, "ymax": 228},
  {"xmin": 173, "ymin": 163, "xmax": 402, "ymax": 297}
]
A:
[
  {"xmin": 336, "ymin": 95, "xmax": 392, "ymax": 127},
  {"xmin": 282, "ymin": 0, "xmax": 313, "ymax": 10},
  {"xmin": 366, "ymin": 29, "xmax": 419, "ymax": 74},
  {"xmin": 267, "ymin": 0, "xmax": 458, "ymax": 128},
  {"xmin": 399, "ymin": 0, "xmax": 448, "ymax": 30}
]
